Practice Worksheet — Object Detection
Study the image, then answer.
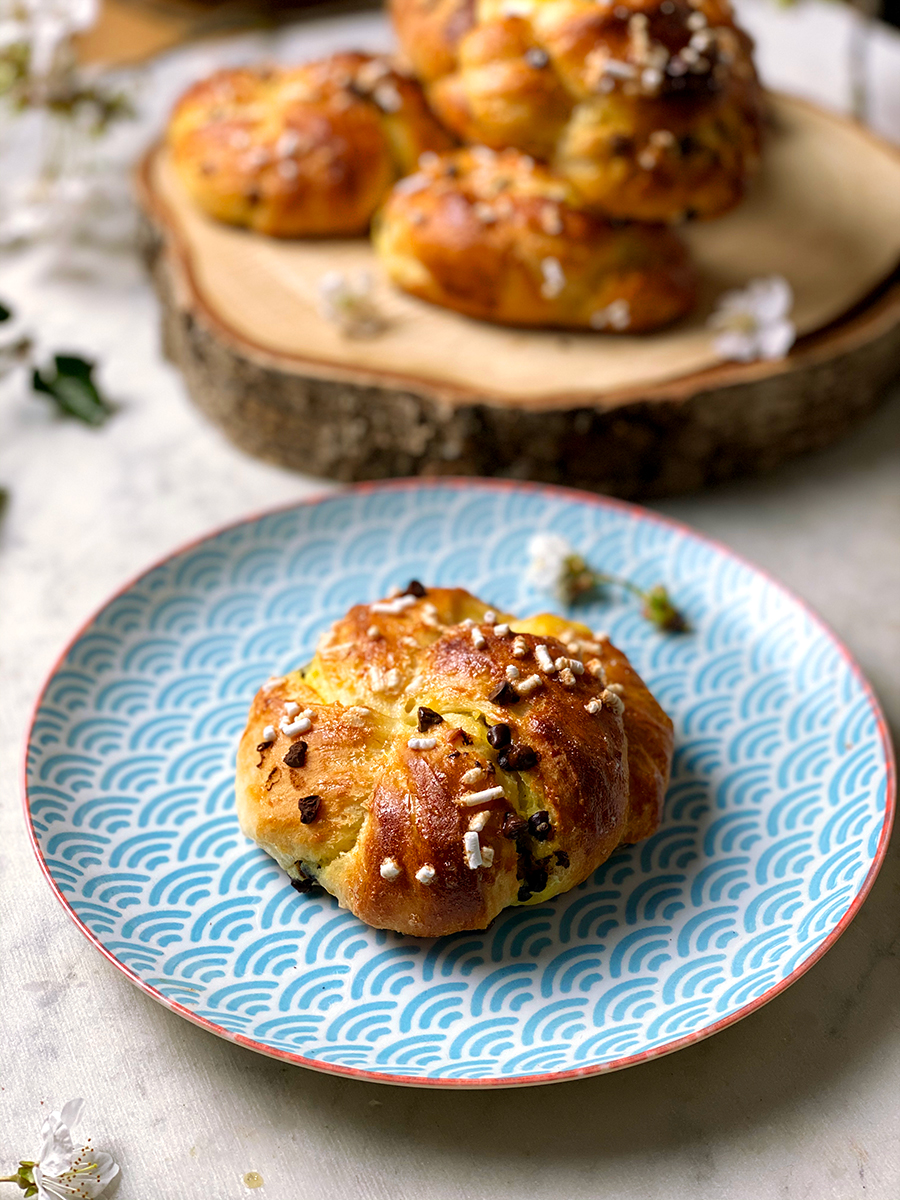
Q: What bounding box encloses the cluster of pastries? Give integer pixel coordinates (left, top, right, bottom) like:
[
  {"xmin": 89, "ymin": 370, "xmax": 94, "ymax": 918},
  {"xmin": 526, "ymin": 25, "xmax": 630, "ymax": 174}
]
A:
[
  {"xmin": 391, "ymin": 0, "xmax": 762, "ymax": 222},
  {"xmin": 167, "ymin": 0, "xmax": 762, "ymax": 330},
  {"xmin": 236, "ymin": 586, "xmax": 674, "ymax": 936}
]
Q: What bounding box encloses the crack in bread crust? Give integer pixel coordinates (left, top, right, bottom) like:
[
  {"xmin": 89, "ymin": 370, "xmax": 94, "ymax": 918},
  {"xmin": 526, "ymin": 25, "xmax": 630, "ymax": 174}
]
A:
[{"xmin": 236, "ymin": 586, "xmax": 673, "ymax": 936}]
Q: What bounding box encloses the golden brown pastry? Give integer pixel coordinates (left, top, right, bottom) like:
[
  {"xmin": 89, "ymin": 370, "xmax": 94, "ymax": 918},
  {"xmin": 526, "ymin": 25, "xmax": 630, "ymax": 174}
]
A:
[
  {"xmin": 390, "ymin": 0, "xmax": 763, "ymax": 221},
  {"xmin": 167, "ymin": 53, "xmax": 454, "ymax": 236},
  {"xmin": 236, "ymin": 585, "xmax": 673, "ymax": 936},
  {"xmin": 373, "ymin": 146, "xmax": 696, "ymax": 330}
]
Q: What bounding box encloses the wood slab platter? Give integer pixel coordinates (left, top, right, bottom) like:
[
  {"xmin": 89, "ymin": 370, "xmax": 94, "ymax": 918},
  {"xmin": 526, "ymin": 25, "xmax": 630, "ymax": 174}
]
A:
[{"xmin": 138, "ymin": 92, "xmax": 900, "ymax": 497}]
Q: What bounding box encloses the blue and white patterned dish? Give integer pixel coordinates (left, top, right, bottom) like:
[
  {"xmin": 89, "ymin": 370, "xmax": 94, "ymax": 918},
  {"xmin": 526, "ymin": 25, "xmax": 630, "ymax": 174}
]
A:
[{"xmin": 24, "ymin": 480, "xmax": 894, "ymax": 1087}]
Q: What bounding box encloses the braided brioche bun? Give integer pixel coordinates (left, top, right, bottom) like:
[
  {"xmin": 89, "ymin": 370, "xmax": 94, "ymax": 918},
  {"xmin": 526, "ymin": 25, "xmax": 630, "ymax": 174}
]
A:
[
  {"xmin": 390, "ymin": 0, "xmax": 762, "ymax": 221},
  {"xmin": 167, "ymin": 53, "xmax": 454, "ymax": 237},
  {"xmin": 373, "ymin": 146, "xmax": 696, "ymax": 330},
  {"xmin": 236, "ymin": 586, "xmax": 673, "ymax": 937}
]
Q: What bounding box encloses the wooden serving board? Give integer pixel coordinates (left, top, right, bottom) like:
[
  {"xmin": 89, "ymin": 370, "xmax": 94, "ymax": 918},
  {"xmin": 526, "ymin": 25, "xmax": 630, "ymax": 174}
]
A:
[{"xmin": 138, "ymin": 92, "xmax": 900, "ymax": 497}]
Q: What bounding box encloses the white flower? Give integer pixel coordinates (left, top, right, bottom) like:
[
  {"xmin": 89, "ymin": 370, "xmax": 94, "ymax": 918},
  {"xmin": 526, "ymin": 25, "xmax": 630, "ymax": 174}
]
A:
[
  {"xmin": 317, "ymin": 270, "xmax": 386, "ymax": 338},
  {"xmin": 527, "ymin": 533, "xmax": 570, "ymax": 591},
  {"xmin": 527, "ymin": 533, "xmax": 597, "ymax": 603},
  {"xmin": 708, "ymin": 275, "xmax": 796, "ymax": 363},
  {"xmin": 0, "ymin": 0, "xmax": 98, "ymax": 76},
  {"xmin": 32, "ymin": 1099, "xmax": 118, "ymax": 1200}
]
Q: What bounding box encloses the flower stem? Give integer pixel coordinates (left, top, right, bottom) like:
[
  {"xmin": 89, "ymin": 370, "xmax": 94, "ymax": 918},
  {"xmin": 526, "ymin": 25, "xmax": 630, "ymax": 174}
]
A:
[
  {"xmin": 594, "ymin": 572, "xmax": 644, "ymax": 599},
  {"xmin": 592, "ymin": 572, "xmax": 689, "ymax": 632}
]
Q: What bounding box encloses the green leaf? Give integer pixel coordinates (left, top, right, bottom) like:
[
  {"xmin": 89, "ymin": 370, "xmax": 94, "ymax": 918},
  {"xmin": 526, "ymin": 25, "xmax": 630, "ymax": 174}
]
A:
[
  {"xmin": 32, "ymin": 355, "xmax": 114, "ymax": 427},
  {"xmin": 0, "ymin": 300, "xmax": 11, "ymax": 323},
  {"xmin": 642, "ymin": 584, "xmax": 689, "ymax": 633}
]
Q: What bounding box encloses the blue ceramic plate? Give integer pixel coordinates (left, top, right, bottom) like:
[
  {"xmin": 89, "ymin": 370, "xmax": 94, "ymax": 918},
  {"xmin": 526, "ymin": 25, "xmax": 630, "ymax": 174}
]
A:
[{"xmin": 24, "ymin": 480, "xmax": 894, "ymax": 1087}]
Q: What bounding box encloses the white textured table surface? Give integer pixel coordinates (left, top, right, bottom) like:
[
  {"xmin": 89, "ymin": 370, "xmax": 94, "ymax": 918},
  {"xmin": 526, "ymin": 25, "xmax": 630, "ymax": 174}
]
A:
[{"xmin": 1, "ymin": 5, "xmax": 899, "ymax": 1197}]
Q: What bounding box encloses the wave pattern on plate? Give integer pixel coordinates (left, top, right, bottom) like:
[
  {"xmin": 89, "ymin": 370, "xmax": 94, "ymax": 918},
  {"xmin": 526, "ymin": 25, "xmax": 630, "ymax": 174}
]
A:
[{"xmin": 25, "ymin": 484, "xmax": 890, "ymax": 1084}]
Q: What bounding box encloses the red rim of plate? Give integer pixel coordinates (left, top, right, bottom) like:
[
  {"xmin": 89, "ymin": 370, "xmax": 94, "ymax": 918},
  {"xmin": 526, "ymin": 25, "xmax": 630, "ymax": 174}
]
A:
[{"xmin": 21, "ymin": 477, "xmax": 897, "ymax": 1089}]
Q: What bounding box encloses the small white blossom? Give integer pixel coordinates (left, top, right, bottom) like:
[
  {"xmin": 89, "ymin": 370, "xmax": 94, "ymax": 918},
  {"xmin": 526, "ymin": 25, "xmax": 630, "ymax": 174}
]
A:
[
  {"xmin": 0, "ymin": 0, "xmax": 97, "ymax": 77},
  {"xmin": 526, "ymin": 535, "xmax": 687, "ymax": 628},
  {"xmin": 526, "ymin": 533, "xmax": 597, "ymax": 604},
  {"xmin": 318, "ymin": 270, "xmax": 387, "ymax": 338},
  {"xmin": 26, "ymin": 1098, "xmax": 119, "ymax": 1200},
  {"xmin": 708, "ymin": 276, "xmax": 796, "ymax": 362}
]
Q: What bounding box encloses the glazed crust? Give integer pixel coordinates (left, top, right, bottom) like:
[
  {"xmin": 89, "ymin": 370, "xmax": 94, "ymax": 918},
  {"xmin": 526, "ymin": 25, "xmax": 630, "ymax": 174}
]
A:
[
  {"xmin": 236, "ymin": 587, "xmax": 673, "ymax": 936},
  {"xmin": 390, "ymin": 0, "xmax": 763, "ymax": 221},
  {"xmin": 373, "ymin": 147, "xmax": 696, "ymax": 330},
  {"xmin": 167, "ymin": 54, "xmax": 454, "ymax": 236}
]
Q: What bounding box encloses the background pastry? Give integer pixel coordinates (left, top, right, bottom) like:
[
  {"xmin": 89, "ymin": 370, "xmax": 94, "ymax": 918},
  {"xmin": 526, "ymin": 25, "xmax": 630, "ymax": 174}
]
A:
[
  {"xmin": 373, "ymin": 146, "xmax": 697, "ymax": 330},
  {"xmin": 236, "ymin": 585, "xmax": 674, "ymax": 936},
  {"xmin": 167, "ymin": 53, "xmax": 455, "ymax": 236},
  {"xmin": 390, "ymin": 0, "xmax": 763, "ymax": 221}
]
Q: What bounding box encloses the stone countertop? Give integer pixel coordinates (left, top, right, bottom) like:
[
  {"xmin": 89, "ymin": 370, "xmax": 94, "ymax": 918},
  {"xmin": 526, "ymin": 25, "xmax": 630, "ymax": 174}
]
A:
[{"xmin": 0, "ymin": 4, "xmax": 898, "ymax": 1197}]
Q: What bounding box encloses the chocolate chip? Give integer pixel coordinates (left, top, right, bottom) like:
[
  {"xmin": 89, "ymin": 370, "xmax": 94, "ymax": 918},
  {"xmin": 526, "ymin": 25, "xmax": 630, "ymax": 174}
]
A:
[
  {"xmin": 555, "ymin": 850, "xmax": 570, "ymax": 868},
  {"xmin": 501, "ymin": 813, "xmax": 528, "ymax": 841},
  {"xmin": 290, "ymin": 874, "xmax": 317, "ymax": 893},
  {"xmin": 523, "ymin": 856, "xmax": 550, "ymax": 894},
  {"xmin": 263, "ymin": 766, "xmax": 279, "ymax": 792},
  {"xmin": 528, "ymin": 810, "xmax": 554, "ymax": 841},
  {"xmin": 297, "ymin": 794, "xmax": 321, "ymax": 824},
  {"xmin": 611, "ymin": 134, "xmax": 633, "ymax": 156},
  {"xmin": 487, "ymin": 722, "xmax": 512, "ymax": 749},
  {"xmin": 498, "ymin": 743, "xmax": 538, "ymax": 771},
  {"xmin": 283, "ymin": 741, "xmax": 308, "ymax": 768},
  {"xmin": 488, "ymin": 680, "xmax": 519, "ymax": 706},
  {"xmin": 403, "ymin": 579, "xmax": 427, "ymax": 597},
  {"xmin": 290, "ymin": 863, "xmax": 317, "ymax": 892},
  {"xmin": 679, "ymin": 135, "xmax": 696, "ymax": 156},
  {"xmin": 245, "ymin": 187, "xmax": 261, "ymax": 206},
  {"xmin": 255, "ymin": 742, "xmax": 270, "ymax": 766},
  {"xmin": 517, "ymin": 886, "xmax": 533, "ymax": 902},
  {"xmin": 418, "ymin": 706, "xmax": 444, "ymax": 732}
]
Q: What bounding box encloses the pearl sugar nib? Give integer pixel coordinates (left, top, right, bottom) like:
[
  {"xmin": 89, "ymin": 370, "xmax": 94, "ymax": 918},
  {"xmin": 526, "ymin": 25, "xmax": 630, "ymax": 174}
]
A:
[{"xmin": 380, "ymin": 857, "xmax": 401, "ymax": 880}]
